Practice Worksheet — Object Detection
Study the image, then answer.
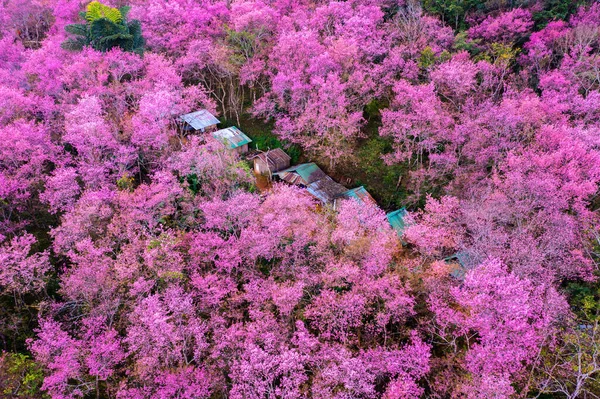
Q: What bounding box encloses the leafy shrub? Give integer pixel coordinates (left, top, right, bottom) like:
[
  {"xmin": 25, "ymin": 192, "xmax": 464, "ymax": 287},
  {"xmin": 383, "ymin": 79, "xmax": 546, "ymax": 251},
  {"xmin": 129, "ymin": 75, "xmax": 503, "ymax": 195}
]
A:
[
  {"xmin": 62, "ymin": 1, "xmax": 145, "ymax": 54},
  {"xmin": 0, "ymin": 353, "xmax": 46, "ymax": 398}
]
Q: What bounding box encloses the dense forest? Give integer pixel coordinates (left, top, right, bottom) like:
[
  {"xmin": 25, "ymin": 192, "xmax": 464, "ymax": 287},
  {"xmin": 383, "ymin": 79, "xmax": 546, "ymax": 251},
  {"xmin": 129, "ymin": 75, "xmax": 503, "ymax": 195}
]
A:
[{"xmin": 1, "ymin": 0, "xmax": 600, "ymax": 398}]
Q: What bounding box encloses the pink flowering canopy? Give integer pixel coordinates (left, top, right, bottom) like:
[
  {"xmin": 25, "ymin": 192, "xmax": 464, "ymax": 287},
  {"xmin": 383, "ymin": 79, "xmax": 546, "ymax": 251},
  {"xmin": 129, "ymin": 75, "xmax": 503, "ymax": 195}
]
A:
[{"xmin": 1, "ymin": 0, "xmax": 600, "ymax": 398}]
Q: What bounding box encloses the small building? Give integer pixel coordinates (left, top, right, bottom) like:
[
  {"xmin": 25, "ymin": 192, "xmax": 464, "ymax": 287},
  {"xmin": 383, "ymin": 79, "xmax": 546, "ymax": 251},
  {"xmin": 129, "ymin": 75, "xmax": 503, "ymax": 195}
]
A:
[
  {"xmin": 306, "ymin": 176, "xmax": 349, "ymax": 204},
  {"xmin": 387, "ymin": 208, "xmax": 408, "ymax": 238},
  {"xmin": 444, "ymin": 252, "xmax": 472, "ymax": 280},
  {"xmin": 333, "ymin": 186, "xmax": 376, "ymax": 209},
  {"xmin": 180, "ymin": 109, "xmax": 220, "ymax": 132},
  {"xmin": 212, "ymin": 126, "xmax": 252, "ymax": 154},
  {"xmin": 274, "ymin": 163, "xmax": 327, "ymax": 186},
  {"xmin": 251, "ymin": 149, "xmax": 291, "ymax": 175}
]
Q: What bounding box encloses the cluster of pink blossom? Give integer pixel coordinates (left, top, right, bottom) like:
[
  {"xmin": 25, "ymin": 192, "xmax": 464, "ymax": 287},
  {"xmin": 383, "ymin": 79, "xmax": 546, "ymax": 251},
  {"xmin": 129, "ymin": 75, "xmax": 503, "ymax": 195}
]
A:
[{"xmin": 1, "ymin": 0, "xmax": 600, "ymax": 398}]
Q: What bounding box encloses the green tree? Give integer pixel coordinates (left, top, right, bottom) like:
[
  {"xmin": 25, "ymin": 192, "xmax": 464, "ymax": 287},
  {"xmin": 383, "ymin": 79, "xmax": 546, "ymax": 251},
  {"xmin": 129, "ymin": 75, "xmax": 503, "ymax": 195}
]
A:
[
  {"xmin": 533, "ymin": 0, "xmax": 588, "ymax": 29},
  {"xmin": 421, "ymin": 0, "xmax": 483, "ymax": 30},
  {"xmin": 0, "ymin": 353, "xmax": 47, "ymax": 398},
  {"xmin": 62, "ymin": 1, "xmax": 144, "ymax": 54}
]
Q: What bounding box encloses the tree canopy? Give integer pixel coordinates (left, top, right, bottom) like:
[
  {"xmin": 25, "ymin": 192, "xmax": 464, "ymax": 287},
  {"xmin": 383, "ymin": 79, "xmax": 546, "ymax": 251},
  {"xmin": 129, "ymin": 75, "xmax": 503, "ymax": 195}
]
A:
[
  {"xmin": 1, "ymin": 0, "xmax": 600, "ymax": 398},
  {"xmin": 62, "ymin": 1, "xmax": 144, "ymax": 53}
]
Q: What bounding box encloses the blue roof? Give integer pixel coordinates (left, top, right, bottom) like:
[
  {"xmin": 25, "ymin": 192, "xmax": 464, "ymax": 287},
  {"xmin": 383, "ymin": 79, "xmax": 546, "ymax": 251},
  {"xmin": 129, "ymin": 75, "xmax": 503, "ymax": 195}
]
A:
[
  {"xmin": 386, "ymin": 208, "xmax": 408, "ymax": 237},
  {"xmin": 180, "ymin": 109, "xmax": 220, "ymax": 131}
]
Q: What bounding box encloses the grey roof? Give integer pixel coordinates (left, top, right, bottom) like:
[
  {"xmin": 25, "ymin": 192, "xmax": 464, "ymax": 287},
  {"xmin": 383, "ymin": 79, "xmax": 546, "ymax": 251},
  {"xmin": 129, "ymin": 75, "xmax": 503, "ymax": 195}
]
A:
[
  {"xmin": 251, "ymin": 149, "xmax": 291, "ymax": 169},
  {"xmin": 180, "ymin": 109, "xmax": 220, "ymax": 131},
  {"xmin": 306, "ymin": 176, "xmax": 348, "ymax": 203},
  {"xmin": 212, "ymin": 126, "xmax": 252, "ymax": 149}
]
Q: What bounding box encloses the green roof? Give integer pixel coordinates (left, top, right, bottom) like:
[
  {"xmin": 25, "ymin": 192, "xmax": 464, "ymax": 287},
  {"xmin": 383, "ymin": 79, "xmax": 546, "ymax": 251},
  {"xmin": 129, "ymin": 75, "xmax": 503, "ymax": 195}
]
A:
[
  {"xmin": 386, "ymin": 208, "xmax": 407, "ymax": 237},
  {"xmin": 274, "ymin": 163, "xmax": 326, "ymax": 185},
  {"xmin": 293, "ymin": 163, "xmax": 324, "ymax": 183},
  {"xmin": 339, "ymin": 186, "xmax": 374, "ymax": 203},
  {"xmin": 444, "ymin": 252, "xmax": 471, "ymax": 280},
  {"xmin": 212, "ymin": 126, "xmax": 252, "ymax": 149}
]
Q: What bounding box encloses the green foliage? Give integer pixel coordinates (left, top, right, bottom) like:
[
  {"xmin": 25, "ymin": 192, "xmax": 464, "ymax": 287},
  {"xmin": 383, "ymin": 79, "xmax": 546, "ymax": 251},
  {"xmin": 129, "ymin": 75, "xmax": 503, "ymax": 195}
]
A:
[
  {"xmin": 64, "ymin": 23, "xmax": 87, "ymax": 37},
  {"xmin": 423, "ymin": 0, "xmax": 592, "ymax": 32},
  {"xmin": 249, "ymin": 133, "xmax": 279, "ymax": 152},
  {"xmin": 0, "ymin": 352, "xmax": 47, "ymax": 398},
  {"xmin": 235, "ymin": 161, "xmax": 257, "ymax": 193},
  {"xmin": 354, "ymin": 136, "xmax": 408, "ymax": 209},
  {"xmin": 85, "ymin": 1, "xmax": 122, "ymax": 23},
  {"xmin": 250, "ymin": 134, "xmax": 301, "ymax": 164},
  {"xmin": 566, "ymin": 281, "xmax": 600, "ymax": 322},
  {"xmin": 183, "ymin": 173, "xmax": 203, "ymax": 195},
  {"xmin": 127, "ymin": 19, "xmax": 145, "ymax": 52},
  {"xmin": 533, "ymin": 0, "xmax": 587, "ymax": 29},
  {"xmin": 453, "ymin": 31, "xmax": 480, "ymax": 55},
  {"xmin": 147, "ymin": 239, "xmax": 161, "ymax": 249},
  {"xmin": 418, "ymin": 46, "xmax": 437, "ymax": 70},
  {"xmin": 231, "ymin": 114, "xmax": 302, "ymax": 164},
  {"xmin": 285, "ymin": 145, "xmax": 302, "ymax": 165},
  {"xmin": 421, "ymin": 0, "xmax": 483, "ymax": 30},
  {"xmin": 470, "ymin": 41, "xmax": 520, "ymax": 68},
  {"xmin": 417, "ymin": 47, "xmax": 451, "ymax": 76},
  {"xmin": 364, "ymin": 98, "xmax": 387, "ymax": 119},
  {"xmin": 62, "ymin": 1, "xmax": 144, "ymax": 54},
  {"xmin": 489, "ymin": 42, "xmax": 520, "ymax": 65},
  {"xmin": 225, "ymin": 28, "xmax": 257, "ymax": 66},
  {"xmin": 160, "ymin": 270, "xmax": 186, "ymax": 281},
  {"xmin": 116, "ymin": 173, "xmax": 135, "ymax": 191}
]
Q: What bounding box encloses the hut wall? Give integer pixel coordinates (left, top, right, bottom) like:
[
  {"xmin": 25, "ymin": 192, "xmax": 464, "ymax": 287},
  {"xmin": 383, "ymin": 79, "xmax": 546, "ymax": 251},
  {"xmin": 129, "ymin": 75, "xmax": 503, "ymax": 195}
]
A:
[
  {"xmin": 254, "ymin": 159, "xmax": 268, "ymax": 174},
  {"xmin": 233, "ymin": 144, "xmax": 249, "ymax": 155}
]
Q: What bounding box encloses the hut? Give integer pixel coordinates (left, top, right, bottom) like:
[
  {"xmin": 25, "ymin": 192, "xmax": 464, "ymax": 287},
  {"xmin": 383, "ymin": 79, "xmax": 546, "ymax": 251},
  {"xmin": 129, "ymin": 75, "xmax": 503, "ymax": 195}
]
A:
[
  {"xmin": 306, "ymin": 176, "xmax": 348, "ymax": 204},
  {"xmin": 444, "ymin": 252, "xmax": 473, "ymax": 280},
  {"xmin": 180, "ymin": 109, "xmax": 220, "ymax": 132},
  {"xmin": 333, "ymin": 186, "xmax": 376, "ymax": 209},
  {"xmin": 273, "ymin": 163, "xmax": 327, "ymax": 186},
  {"xmin": 211, "ymin": 126, "xmax": 252, "ymax": 154},
  {"xmin": 251, "ymin": 149, "xmax": 291, "ymax": 175},
  {"xmin": 386, "ymin": 208, "xmax": 408, "ymax": 238}
]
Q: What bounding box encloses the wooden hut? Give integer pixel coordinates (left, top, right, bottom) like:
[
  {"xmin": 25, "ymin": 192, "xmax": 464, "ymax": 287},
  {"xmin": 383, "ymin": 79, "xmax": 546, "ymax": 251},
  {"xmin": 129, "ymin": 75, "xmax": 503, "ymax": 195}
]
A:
[
  {"xmin": 211, "ymin": 126, "xmax": 252, "ymax": 154},
  {"xmin": 306, "ymin": 176, "xmax": 348, "ymax": 204},
  {"xmin": 180, "ymin": 109, "xmax": 220, "ymax": 133},
  {"xmin": 251, "ymin": 149, "xmax": 291, "ymax": 175}
]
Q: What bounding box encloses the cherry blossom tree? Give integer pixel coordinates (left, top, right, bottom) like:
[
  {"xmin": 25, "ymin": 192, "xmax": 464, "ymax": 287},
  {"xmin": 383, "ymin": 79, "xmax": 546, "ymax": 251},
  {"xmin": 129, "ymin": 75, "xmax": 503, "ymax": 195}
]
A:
[{"xmin": 1, "ymin": 1, "xmax": 600, "ymax": 398}]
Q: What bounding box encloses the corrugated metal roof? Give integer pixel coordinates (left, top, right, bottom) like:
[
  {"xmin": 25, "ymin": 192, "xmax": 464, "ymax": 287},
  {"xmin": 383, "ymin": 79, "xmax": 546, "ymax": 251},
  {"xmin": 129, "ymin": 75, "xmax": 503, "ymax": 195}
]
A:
[
  {"xmin": 274, "ymin": 163, "xmax": 327, "ymax": 185},
  {"xmin": 180, "ymin": 109, "xmax": 220, "ymax": 131},
  {"xmin": 338, "ymin": 186, "xmax": 376, "ymax": 204},
  {"xmin": 445, "ymin": 252, "xmax": 473, "ymax": 280},
  {"xmin": 212, "ymin": 126, "xmax": 252, "ymax": 149},
  {"xmin": 386, "ymin": 208, "xmax": 408, "ymax": 237},
  {"xmin": 275, "ymin": 171, "xmax": 304, "ymax": 185},
  {"xmin": 306, "ymin": 176, "xmax": 348, "ymax": 203},
  {"xmin": 251, "ymin": 148, "xmax": 291, "ymax": 171}
]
